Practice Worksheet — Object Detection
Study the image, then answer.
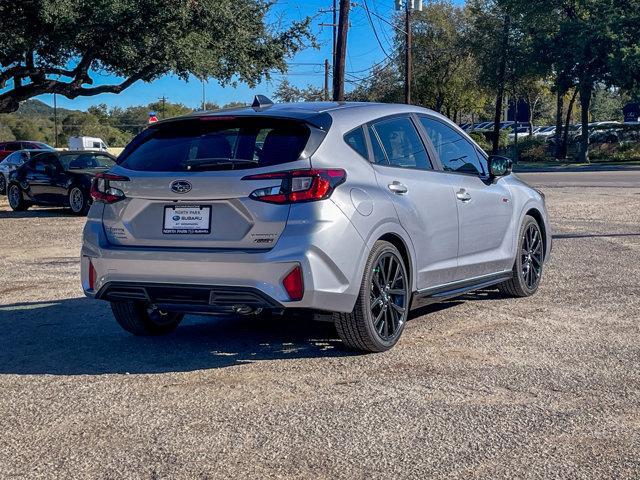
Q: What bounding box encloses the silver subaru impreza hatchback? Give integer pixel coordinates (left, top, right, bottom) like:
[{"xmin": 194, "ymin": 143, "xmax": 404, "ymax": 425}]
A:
[{"xmin": 82, "ymin": 100, "xmax": 551, "ymax": 352}]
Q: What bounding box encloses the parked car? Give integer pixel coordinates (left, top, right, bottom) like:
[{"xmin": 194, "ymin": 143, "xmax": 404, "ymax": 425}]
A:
[
  {"xmin": 534, "ymin": 126, "xmax": 556, "ymax": 139},
  {"xmin": 588, "ymin": 122, "xmax": 623, "ymax": 144},
  {"xmin": 471, "ymin": 122, "xmax": 494, "ymax": 131},
  {"xmin": 81, "ymin": 100, "xmax": 552, "ymax": 352},
  {"xmin": 68, "ymin": 136, "xmax": 109, "ymax": 152},
  {"xmin": 508, "ymin": 126, "xmax": 531, "ymax": 141},
  {"xmin": 0, "ymin": 149, "xmax": 45, "ymax": 195},
  {"xmin": 0, "ymin": 141, "xmax": 53, "ymax": 161},
  {"xmin": 6, "ymin": 150, "xmax": 116, "ymax": 215}
]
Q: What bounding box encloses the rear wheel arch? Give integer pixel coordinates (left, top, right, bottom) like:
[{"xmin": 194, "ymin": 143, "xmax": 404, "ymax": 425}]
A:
[
  {"xmin": 378, "ymin": 232, "xmax": 413, "ymax": 294},
  {"xmin": 524, "ymin": 208, "xmax": 547, "ymax": 260}
]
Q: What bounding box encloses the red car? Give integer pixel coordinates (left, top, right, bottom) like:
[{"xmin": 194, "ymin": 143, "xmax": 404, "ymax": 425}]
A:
[{"xmin": 0, "ymin": 141, "xmax": 54, "ymax": 161}]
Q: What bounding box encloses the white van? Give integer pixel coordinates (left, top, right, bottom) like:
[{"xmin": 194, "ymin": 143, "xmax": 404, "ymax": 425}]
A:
[{"xmin": 68, "ymin": 136, "xmax": 109, "ymax": 151}]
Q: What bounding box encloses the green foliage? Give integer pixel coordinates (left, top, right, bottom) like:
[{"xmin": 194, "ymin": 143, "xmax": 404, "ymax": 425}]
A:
[
  {"xmin": 346, "ymin": 66, "xmax": 403, "ymax": 104},
  {"xmin": 0, "ymin": 124, "xmax": 15, "ymax": 141},
  {"xmin": 590, "ymin": 143, "xmax": 640, "ymax": 162},
  {"xmin": 513, "ymin": 138, "xmax": 550, "ymax": 163},
  {"xmin": 469, "ymin": 132, "xmax": 491, "ymax": 151},
  {"xmin": 0, "ymin": 98, "xmax": 218, "ymax": 147},
  {"xmin": 273, "ymin": 80, "xmax": 325, "ymax": 103},
  {"xmin": 590, "ymin": 86, "xmax": 629, "ymax": 122},
  {"xmin": 411, "ymin": 1, "xmax": 487, "ymax": 117},
  {"xmin": 0, "ymin": 0, "xmax": 313, "ymax": 112},
  {"xmin": 471, "ymin": 130, "xmax": 509, "ymax": 151}
]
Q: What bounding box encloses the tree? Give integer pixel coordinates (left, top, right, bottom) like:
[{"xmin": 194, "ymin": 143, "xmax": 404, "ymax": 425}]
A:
[
  {"xmin": 222, "ymin": 102, "xmax": 248, "ymax": 109},
  {"xmin": 590, "ymin": 85, "xmax": 628, "ymax": 122},
  {"xmin": 346, "ymin": 65, "xmax": 403, "ymax": 104},
  {"xmin": 506, "ymin": 0, "xmax": 640, "ymax": 162},
  {"xmin": 0, "ymin": 0, "xmax": 312, "ymax": 112},
  {"xmin": 273, "ymin": 80, "xmax": 325, "ymax": 103},
  {"xmin": 467, "ymin": 0, "xmax": 518, "ymax": 154},
  {"xmin": 410, "ymin": 2, "xmax": 482, "ymax": 117}
]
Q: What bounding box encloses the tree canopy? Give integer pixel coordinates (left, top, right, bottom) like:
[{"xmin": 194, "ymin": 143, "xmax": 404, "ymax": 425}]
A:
[{"xmin": 0, "ymin": 0, "xmax": 312, "ymax": 112}]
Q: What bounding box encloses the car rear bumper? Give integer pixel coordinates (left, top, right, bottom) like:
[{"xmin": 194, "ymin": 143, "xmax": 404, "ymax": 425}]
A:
[
  {"xmin": 81, "ymin": 200, "xmax": 368, "ymax": 314},
  {"xmin": 96, "ymin": 282, "xmax": 283, "ymax": 314}
]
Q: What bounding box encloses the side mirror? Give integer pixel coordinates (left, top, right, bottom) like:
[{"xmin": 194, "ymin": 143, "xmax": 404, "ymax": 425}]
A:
[{"xmin": 488, "ymin": 155, "xmax": 512, "ymax": 178}]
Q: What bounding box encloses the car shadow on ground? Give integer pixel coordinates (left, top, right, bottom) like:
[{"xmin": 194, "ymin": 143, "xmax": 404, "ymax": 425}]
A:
[
  {"xmin": 0, "ymin": 292, "xmax": 478, "ymax": 376},
  {"xmin": 0, "ymin": 297, "xmax": 364, "ymax": 376}
]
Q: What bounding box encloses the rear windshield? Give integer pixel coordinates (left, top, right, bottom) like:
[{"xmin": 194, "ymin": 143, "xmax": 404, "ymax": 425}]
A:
[{"xmin": 119, "ymin": 117, "xmax": 310, "ymax": 171}]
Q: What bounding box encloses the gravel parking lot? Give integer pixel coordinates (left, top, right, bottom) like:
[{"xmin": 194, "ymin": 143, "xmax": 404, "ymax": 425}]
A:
[{"xmin": 1, "ymin": 173, "xmax": 639, "ymax": 478}]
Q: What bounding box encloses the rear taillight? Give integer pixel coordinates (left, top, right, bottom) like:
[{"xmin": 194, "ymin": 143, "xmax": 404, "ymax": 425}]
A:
[
  {"xmin": 282, "ymin": 265, "xmax": 304, "ymax": 301},
  {"xmin": 91, "ymin": 173, "xmax": 129, "ymax": 203},
  {"xmin": 242, "ymin": 169, "xmax": 346, "ymax": 204}
]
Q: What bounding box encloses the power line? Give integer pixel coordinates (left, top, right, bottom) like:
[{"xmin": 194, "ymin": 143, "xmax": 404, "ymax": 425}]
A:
[{"xmin": 362, "ymin": 0, "xmax": 396, "ymax": 62}]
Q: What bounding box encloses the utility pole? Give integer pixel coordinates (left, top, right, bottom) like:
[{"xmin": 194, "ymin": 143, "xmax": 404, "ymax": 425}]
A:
[
  {"xmin": 319, "ymin": 1, "xmax": 338, "ymax": 89},
  {"xmin": 53, "ymin": 93, "xmax": 58, "ymax": 148},
  {"xmin": 332, "ymin": 0, "xmax": 337, "ymax": 70},
  {"xmin": 404, "ymin": 0, "xmax": 412, "ymax": 104},
  {"xmin": 324, "ymin": 59, "xmax": 330, "ymax": 101},
  {"xmin": 396, "ymin": 1, "xmax": 422, "ymax": 104},
  {"xmin": 159, "ymin": 95, "xmax": 167, "ymax": 119},
  {"xmin": 201, "ymin": 78, "xmax": 206, "ymax": 111},
  {"xmin": 332, "ymin": 0, "xmax": 350, "ymax": 101}
]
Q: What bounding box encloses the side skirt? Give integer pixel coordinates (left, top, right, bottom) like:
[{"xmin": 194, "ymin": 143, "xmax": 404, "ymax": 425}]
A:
[{"xmin": 410, "ymin": 271, "xmax": 513, "ymax": 310}]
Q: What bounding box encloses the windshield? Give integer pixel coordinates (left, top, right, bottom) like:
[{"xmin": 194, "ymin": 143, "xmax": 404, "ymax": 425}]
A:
[
  {"xmin": 59, "ymin": 153, "xmax": 116, "ymax": 170},
  {"xmin": 119, "ymin": 117, "xmax": 311, "ymax": 172}
]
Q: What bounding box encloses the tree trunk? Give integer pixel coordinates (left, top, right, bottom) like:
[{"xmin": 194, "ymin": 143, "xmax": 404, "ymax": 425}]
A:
[
  {"xmin": 513, "ymin": 94, "xmax": 519, "ymax": 164},
  {"xmin": 561, "ymin": 88, "xmax": 578, "ymax": 159},
  {"xmin": 577, "ymin": 81, "xmax": 592, "ymax": 163},
  {"xmin": 554, "ymin": 82, "xmax": 565, "ymax": 159},
  {"xmin": 492, "ymin": 15, "xmax": 511, "ymax": 155}
]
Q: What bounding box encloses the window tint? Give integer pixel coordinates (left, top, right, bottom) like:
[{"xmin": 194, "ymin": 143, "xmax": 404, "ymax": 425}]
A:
[
  {"xmin": 33, "ymin": 154, "xmax": 59, "ymax": 173},
  {"xmin": 420, "ymin": 117, "xmax": 486, "ymax": 175},
  {"xmin": 61, "ymin": 153, "xmax": 116, "ymax": 170},
  {"xmin": 370, "ymin": 117, "xmax": 431, "ymax": 170},
  {"xmin": 4, "ymin": 152, "xmax": 19, "ymax": 165},
  {"xmin": 344, "ymin": 127, "xmax": 368, "ymax": 159},
  {"xmin": 120, "ymin": 118, "xmax": 310, "ymax": 172}
]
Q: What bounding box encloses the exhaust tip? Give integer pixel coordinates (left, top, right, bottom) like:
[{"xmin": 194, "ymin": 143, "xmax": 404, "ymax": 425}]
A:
[{"xmin": 232, "ymin": 305, "xmax": 255, "ymax": 315}]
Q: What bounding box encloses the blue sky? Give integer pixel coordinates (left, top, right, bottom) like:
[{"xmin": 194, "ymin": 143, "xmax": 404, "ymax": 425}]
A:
[{"xmin": 37, "ymin": 0, "xmax": 409, "ymax": 111}]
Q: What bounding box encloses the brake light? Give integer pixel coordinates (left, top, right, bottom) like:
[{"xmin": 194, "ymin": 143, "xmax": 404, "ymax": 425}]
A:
[
  {"xmin": 282, "ymin": 265, "xmax": 304, "ymax": 301},
  {"xmin": 91, "ymin": 173, "xmax": 129, "ymax": 203},
  {"xmin": 242, "ymin": 169, "xmax": 346, "ymax": 204}
]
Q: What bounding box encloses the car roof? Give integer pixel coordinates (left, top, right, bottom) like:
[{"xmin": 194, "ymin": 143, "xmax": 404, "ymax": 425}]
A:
[{"xmin": 154, "ymin": 101, "xmax": 453, "ymax": 132}]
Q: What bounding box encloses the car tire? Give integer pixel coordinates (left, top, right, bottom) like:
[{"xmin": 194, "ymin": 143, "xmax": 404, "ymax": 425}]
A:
[
  {"xmin": 69, "ymin": 186, "xmax": 90, "ymax": 215},
  {"xmin": 334, "ymin": 240, "xmax": 410, "ymax": 352},
  {"xmin": 0, "ymin": 174, "xmax": 6, "ymax": 195},
  {"xmin": 111, "ymin": 301, "xmax": 184, "ymax": 336},
  {"xmin": 7, "ymin": 183, "xmax": 28, "ymax": 211},
  {"xmin": 499, "ymin": 215, "xmax": 544, "ymax": 297}
]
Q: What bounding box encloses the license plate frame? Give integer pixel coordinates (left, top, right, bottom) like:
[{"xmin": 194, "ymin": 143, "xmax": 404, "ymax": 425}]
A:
[{"xmin": 162, "ymin": 205, "xmax": 211, "ymax": 235}]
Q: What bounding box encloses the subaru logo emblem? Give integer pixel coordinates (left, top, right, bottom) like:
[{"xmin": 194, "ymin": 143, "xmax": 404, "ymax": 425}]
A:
[
  {"xmin": 172, "ymin": 215, "xmax": 181, "ymax": 221},
  {"xmin": 170, "ymin": 180, "xmax": 191, "ymax": 194}
]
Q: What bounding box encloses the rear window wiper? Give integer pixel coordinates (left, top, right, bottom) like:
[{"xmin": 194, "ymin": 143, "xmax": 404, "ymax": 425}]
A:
[{"xmin": 181, "ymin": 158, "xmax": 258, "ymax": 171}]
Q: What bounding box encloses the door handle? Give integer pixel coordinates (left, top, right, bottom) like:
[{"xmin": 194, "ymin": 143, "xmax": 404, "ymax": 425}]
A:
[
  {"xmin": 456, "ymin": 188, "xmax": 472, "ymax": 202},
  {"xmin": 388, "ymin": 181, "xmax": 408, "ymax": 195}
]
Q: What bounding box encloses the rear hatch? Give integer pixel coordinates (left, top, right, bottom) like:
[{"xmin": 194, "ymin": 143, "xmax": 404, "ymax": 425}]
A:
[{"xmin": 100, "ymin": 116, "xmax": 317, "ymax": 249}]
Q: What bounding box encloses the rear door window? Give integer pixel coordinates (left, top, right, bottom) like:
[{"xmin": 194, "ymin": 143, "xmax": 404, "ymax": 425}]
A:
[
  {"xmin": 369, "ymin": 117, "xmax": 431, "ymax": 170},
  {"xmin": 119, "ymin": 118, "xmax": 311, "ymax": 172}
]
